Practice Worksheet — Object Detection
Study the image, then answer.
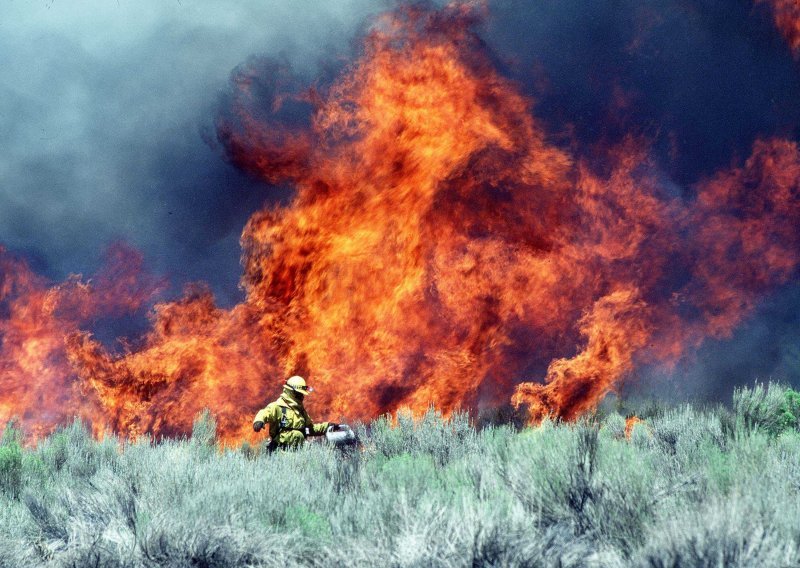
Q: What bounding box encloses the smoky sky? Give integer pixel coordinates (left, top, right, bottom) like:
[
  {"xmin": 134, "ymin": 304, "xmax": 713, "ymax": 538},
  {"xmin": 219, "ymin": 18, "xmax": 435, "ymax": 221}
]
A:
[
  {"xmin": 481, "ymin": 0, "xmax": 800, "ymax": 396},
  {"xmin": 0, "ymin": 0, "xmax": 389, "ymax": 305},
  {"xmin": 2, "ymin": 0, "xmax": 800, "ymax": 397},
  {"xmin": 485, "ymin": 0, "xmax": 800, "ymax": 185}
]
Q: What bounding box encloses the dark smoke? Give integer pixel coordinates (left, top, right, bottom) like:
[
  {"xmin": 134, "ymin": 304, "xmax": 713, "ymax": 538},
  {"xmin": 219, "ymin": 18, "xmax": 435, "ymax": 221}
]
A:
[
  {"xmin": 481, "ymin": 0, "xmax": 800, "ymax": 397},
  {"xmin": 485, "ymin": 0, "xmax": 800, "ymax": 182},
  {"xmin": 0, "ymin": 0, "xmax": 390, "ymax": 308}
]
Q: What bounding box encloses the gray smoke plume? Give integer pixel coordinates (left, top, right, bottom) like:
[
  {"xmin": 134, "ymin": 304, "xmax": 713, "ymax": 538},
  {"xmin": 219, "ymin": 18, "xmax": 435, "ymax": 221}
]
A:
[{"xmin": 0, "ymin": 0, "xmax": 389, "ymax": 305}]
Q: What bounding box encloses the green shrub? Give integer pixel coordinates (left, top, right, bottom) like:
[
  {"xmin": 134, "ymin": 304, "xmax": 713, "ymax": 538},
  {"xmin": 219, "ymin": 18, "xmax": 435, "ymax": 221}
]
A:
[
  {"xmin": 599, "ymin": 412, "xmax": 626, "ymax": 440},
  {"xmin": 284, "ymin": 505, "xmax": 331, "ymax": 538},
  {"xmin": 0, "ymin": 419, "xmax": 23, "ymax": 499},
  {"xmin": 0, "ymin": 418, "xmax": 22, "ymax": 447},
  {"xmin": 703, "ymin": 442, "xmax": 734, "ymax": 494},
  {"xmin": 191, "ymin": 408, "xmax": 217, "ymax": 448},
  {"xmin": 39, "ymin": 430, "xmax": 69, "ymax": 473},
  {"xmin": 0, "ymin": 443, "xmax": 22, "ymax": 499},
  {"xmin": 733, "ymin": 382, "xmax": 787, "ymax": 436},
  {"xmin": 365, "ymin": 407, "xmax": 477, "ymax": 466},
  {"xmin": 777, "ymin": 388, "xmax": 800, "ymax": 432},
  {"xmin": 21, "ymin": 453, "xmax": 48, "ymax": 488},
  {"xmin": 731, "ymin": 383, "xmax": 800, "ymax": 439}
]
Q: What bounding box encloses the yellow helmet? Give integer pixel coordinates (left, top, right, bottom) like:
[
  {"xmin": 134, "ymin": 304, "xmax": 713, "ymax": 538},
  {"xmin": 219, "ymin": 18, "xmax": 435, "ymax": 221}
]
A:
[{"xmin": 286, "ymin": 375, "xmax": 313, "ymax": 395}]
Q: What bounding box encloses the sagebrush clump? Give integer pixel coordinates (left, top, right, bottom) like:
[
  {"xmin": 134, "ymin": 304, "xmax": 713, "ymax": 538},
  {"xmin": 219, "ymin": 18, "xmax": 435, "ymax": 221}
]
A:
[{"xmin": 0, "ymin": 383, "xmax": 798, "ymax": 567}]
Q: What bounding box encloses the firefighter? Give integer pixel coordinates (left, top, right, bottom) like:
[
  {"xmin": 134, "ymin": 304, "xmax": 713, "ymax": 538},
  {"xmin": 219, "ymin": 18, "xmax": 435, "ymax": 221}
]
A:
[{"xmin": 252, "ymin": 375, "xmax": 337, "ymax": 450}]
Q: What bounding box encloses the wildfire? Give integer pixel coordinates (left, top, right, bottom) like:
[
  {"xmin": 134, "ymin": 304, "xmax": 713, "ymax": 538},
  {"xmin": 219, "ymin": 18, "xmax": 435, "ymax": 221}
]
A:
[
  {"xmin": 1, "ymin": 3, "xmax": 800, "ymax": 442},
  {"xmin": 0, "ymin": 244, "xmax": 163, "ymax": 441}
]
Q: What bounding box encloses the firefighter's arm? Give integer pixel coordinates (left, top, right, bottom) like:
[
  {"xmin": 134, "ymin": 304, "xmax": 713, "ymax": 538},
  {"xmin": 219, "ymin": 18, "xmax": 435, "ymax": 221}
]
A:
[
  {"xmin": 253, "ymin": 404, "xmax": 278, "ymax": 432},
  {"xmin": 309, "ymin": 420, "xmax": 330, "ymax": 436}
]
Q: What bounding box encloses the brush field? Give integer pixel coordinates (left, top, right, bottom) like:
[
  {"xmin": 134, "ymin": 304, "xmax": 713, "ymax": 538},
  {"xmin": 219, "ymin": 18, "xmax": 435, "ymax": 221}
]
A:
[{"xmin": 1, "ymin": 382, "xmax": 800, "ymax": 567}]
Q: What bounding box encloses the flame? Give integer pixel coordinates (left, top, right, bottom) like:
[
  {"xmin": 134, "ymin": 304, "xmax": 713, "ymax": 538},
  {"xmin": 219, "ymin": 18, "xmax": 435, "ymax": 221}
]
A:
[
  {"xmin": 758, "ymin": 0, "xmax": 800, "ymax": 57},
  {"xmin": 0, "ymin": 244, "xmax": 163, "ymax": 441},
  {"xmin": 514, "ymin": 138, "xmax": 800, "ymax": 421},
  {"xmin": 624, "ymin": 416, "xmax": 644, "ymax": 439},
  {"xmin": 2, "ymin": 3, "xmax": 800, "ymax": 441}
]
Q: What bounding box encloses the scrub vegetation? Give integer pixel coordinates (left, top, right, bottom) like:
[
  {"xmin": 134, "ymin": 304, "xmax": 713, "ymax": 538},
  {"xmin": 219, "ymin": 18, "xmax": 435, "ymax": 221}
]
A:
[{"xmin": 1, "ymin": 382, "xmax": 800, "ymax": 568}]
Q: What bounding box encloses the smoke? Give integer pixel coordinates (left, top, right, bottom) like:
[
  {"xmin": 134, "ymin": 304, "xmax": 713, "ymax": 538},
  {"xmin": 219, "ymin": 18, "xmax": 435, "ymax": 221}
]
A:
[
  {"xmin": 485, "ymin": 0, "xmax": 800, "ymax": 181},
  {"xmin": 0, "ymin": 0, "xmax": 389, "ymax": 305},
  {"xmin": 757, "ymin": 0, "xmax": 800, "ymax": 57}
]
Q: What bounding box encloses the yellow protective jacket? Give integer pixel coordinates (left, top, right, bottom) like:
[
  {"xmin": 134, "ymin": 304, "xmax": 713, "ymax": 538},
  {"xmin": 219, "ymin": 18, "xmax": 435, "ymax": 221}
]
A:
[{"xmin": 253, "ymin": 390, "xmax": 329, "ymax": 449}]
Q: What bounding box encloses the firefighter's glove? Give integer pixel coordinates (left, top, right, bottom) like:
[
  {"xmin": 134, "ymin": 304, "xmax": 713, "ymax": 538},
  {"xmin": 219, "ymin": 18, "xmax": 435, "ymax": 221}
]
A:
[
  {"xmin": 253, "ymin": 421, "xmax": 265, "ymax": 432},
  {"xmin": 329, "ymin": 423, "xmax": 339, "ymax": 431}
]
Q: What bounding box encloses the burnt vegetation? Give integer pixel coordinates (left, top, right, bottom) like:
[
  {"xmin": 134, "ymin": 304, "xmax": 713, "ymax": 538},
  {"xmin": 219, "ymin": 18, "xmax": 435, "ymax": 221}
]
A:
[{"xmin": 1, "ymin": 382, "xmax": 800, "ymax": 567}]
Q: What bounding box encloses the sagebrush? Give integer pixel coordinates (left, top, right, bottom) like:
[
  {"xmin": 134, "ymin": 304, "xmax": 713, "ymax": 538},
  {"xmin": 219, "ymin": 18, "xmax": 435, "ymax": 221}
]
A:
[{"xmin": 1, "ymin": 382, "xmax": 799, "ymax": 567}]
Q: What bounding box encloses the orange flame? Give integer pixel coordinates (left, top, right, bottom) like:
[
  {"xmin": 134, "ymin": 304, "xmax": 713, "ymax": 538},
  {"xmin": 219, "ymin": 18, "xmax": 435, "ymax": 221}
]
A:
[
  {"xmin": 0, "ymin": 244, "xmax": 163, "ymax": 441},
  {"xmin": 2, "ymin": 4, "xmax": 800, "ymax": 442},
  {"xmin": 624, "ymin": 416, "xmax": 644, "ymax": 439}
]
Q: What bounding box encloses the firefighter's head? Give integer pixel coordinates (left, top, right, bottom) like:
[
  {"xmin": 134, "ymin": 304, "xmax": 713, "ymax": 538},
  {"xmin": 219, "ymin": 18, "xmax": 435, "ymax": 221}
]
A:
[{"xmin": 284, "ymin": 375, "xmax": 313, "ymax": 400}]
